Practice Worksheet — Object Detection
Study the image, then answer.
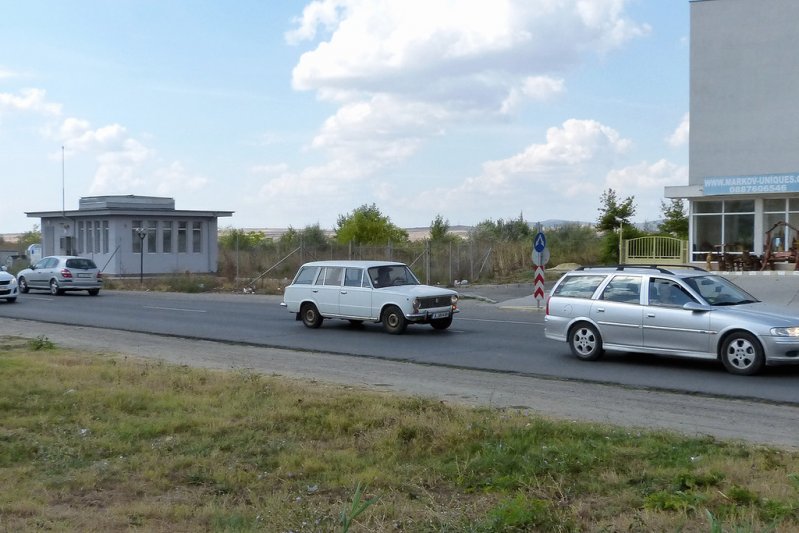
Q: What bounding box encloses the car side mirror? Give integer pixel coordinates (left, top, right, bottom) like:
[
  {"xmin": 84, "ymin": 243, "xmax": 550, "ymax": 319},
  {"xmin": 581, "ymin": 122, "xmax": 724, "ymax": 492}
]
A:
[
  {"xmin": 0, "ymin": 266, "xmax": 6, "ymax": 272},
  {"xmin": 683, "ymin": 301, "xmax": 712, "ymax": 312}
]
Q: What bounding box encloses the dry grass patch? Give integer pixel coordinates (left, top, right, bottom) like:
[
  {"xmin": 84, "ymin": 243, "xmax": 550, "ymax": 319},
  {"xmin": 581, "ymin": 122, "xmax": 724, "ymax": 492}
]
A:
[{"xmin": 0, "ymin": 335, "xmax": 797, "ymax": 532}]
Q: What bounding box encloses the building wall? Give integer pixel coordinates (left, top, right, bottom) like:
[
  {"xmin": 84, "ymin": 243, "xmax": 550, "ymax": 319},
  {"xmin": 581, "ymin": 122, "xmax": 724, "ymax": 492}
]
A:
[
  {"xmin": 690, "ymin": 0, "xmax": 799, "ymax": 181},
  {"xmin": 40, "ymin": 215, "xmax": 220, "ymax": 276}
]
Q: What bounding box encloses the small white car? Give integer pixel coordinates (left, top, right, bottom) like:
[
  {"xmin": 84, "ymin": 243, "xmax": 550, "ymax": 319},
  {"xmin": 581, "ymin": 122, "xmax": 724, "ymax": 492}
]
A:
[
  {"xmin": 281, "ymin": 260, "xmax": 459, "ymax": 334},
  {"xmin": 0, "ymin": 266, "xmax": 19, "ymax": 303}
]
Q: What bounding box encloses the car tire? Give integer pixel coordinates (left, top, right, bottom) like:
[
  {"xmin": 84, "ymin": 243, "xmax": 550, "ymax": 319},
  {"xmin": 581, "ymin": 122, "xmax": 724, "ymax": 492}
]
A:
[
  {"xmin": 300, "ymin": 303, "xmax": 323, "ymax": 329},
  {"xmin": 18, "ymin": 277, "xmax": 29, "ymax": 294},
  {"xmin": 430, "ymin": 315, "xmax": 453, "ymax": 330},
  {"xmin": 50, "ymin": 279, "xmax": 64, "ymax": 296},
  {"xmin": 382, "ymin": 305, "xmax": 408, "ymax": 334},
  {"xmin": 88, "ymin": 289, "xmax": 100, "ymax": 296},
  {"xmin": 721, "ymin": 332, "xmax": 765, "ymax": 375},
  {"xmin": 568, "ymin": 322, "xmax": 604, "ymax": 361}
]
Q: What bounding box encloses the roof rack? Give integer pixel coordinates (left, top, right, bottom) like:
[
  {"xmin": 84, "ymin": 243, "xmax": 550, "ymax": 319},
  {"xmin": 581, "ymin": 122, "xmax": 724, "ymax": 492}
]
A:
[{"xmin": 575, "ymin": 264, "xmax": 708, "ymax": 274}]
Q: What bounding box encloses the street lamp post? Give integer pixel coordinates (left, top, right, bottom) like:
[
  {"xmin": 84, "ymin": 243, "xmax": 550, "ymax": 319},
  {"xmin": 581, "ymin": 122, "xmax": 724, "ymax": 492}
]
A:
[{"xmin": 135, "ymin": 227, "xmax": 147, "ymax": 285}]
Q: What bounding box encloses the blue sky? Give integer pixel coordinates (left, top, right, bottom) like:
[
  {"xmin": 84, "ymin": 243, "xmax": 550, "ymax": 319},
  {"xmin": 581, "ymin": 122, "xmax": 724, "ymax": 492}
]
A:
[{"xmin": 0, "ymin": 0, "xmax": 689, "ymax": 234}]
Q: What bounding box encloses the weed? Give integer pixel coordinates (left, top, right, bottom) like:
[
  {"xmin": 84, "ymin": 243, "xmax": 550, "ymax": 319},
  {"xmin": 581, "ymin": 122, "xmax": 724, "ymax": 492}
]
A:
[
  {"xmin": 27, "ymin": 335, "xmax": 54, "ymax": 350},
  {"xmin": 339, "ymin": 481, "xmax": 379, "ymax": 533}
]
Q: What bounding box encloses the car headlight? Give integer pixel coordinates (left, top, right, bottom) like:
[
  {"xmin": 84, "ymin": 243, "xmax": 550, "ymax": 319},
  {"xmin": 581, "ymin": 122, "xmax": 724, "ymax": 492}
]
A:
[
  {"xmin": 412, "ymin": 298, "xmax": 420, "ymax": 312},
  {"xmin": 10, "ymin": 277, "xmax": 17, "ymax": 286},
  {"xmin": 771, "ymin": 326, "xmax": 799, "ymax": 337}
]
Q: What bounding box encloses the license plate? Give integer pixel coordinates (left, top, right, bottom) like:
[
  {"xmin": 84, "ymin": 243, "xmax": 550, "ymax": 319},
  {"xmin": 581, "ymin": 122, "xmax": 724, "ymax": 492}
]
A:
[
  {"xmin": 431, "ymin": 311, "xmax": 450, "ymax": 319},
  {"xmin": 77, "ymin": 273, "xmax": 92, "ymax": 278}
]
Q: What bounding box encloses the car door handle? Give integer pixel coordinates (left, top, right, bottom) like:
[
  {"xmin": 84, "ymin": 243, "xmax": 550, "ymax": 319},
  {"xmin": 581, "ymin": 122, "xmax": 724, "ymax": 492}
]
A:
[
  {"xmin": 340, "ymin": 290, "xmax": 348, "ymax": 294},
  {"xmin": 312, "ymin": 289, "xmax": 318, "ymax": 293},
  {"xmin": 647, "ymin": 313, "xmax": 656, "ymax": 318},
  {"xmin": 595, "ymin": 307, "xmax": 605, "ymax": 313}
]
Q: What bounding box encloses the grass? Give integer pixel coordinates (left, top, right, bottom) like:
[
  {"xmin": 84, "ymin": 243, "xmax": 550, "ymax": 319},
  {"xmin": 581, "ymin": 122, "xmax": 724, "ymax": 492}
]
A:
[{"xmin": 1, "ymin": 335, "xmax": 798, "ymax": 532}]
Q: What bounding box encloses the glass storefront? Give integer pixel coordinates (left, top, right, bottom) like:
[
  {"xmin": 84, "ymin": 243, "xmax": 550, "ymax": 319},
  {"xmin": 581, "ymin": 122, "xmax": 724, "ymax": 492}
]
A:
[{"xmin": 692, "ymin": 200, "xmax": 754, "ymax": 261}]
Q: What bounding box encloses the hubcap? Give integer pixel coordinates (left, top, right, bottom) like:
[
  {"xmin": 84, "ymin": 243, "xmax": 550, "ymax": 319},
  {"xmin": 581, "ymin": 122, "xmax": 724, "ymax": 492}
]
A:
[
  {"xmin": 726, "ymin": 338, "xmax": 755, "ymax": 369},
  {"xmin": 574, "ymin": 328, "xmax": 596, "ymax": 355},
  {"xmin": 387, "ymin": 314, "xmax": 398, "ymax": 327}
]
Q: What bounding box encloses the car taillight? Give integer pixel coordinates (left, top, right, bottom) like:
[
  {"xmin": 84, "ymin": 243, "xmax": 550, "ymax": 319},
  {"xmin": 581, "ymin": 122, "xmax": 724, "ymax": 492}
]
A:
[
  {"xmin": 61, "ymin": 268, "xmax": 73, "ymax": 279},
  {"xmin": 545, "ymin": 296, "xmax": 550, "ymax": 315}
]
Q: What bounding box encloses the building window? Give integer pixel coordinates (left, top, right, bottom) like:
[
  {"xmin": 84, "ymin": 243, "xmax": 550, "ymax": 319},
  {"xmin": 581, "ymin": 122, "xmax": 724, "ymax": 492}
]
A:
[
  {"xmin": 192, "ymin": 222, "xmax": 202, "ymax": 253},
  {"xmin": 94, "ymin": 221, "xmax": 101, "ymax": 254},
  {"xmin": 163, "ymin": 221, "xmax": 172, "ymax": 253},
  {"xmin": 177, "ymin": 222, "xmax": 187, "ymax": 253},
  {"xmin": 77, "ymin": 221, "xmax": 84, "ymax": 253},
  {"xmin": 102, "ymin": 221, "xmax": 109, "ymax": 253},
  {"xmin": 764, "ymin": 199, "xmax": 799, "ymax": 251},
  {"xmin": 692, "ymin": 200, "xmax": 754, "ymax": 261},
  {"xmin": 87, "ymin": 220, "xmax": 94, "ymax": 253},
  {"xmin": 132, "ymin": 220, "xmax": 143, "ymax": 253},
  {"xmin": 147, "ymin": 220, "xmax": 157, "ymax": 253}
]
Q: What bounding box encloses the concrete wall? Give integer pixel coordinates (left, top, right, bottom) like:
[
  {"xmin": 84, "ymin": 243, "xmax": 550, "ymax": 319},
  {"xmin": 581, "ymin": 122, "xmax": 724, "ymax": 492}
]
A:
[{"xmin": 689, "ymin": 0, "xmax": 799, "ymax": 182}]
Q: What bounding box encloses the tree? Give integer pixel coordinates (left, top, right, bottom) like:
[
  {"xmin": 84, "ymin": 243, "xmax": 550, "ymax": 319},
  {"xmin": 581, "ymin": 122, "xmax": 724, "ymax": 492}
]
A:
[
  {"xmin": 335, "ymin": 204, "xmax": 408, "ymax": 245},
  {"xmin": 597, "ymin": 189, "xmax": 639, "ymax": 264},
  {"xmin": 218, "ymin": 228, "xmax": 266, "ymax": 250},
  {"xmin": 16, "ymin": 225, "xmax": 41, "ymax": 253},
  {"xmin": 658, "ymin": 199, "xmax": 689, "ymax": 239},
  {"xmin": 470, "ymin": 214, "xmax": 532, "ymax": 242},
  {"xmin": 429, "ymin": 214, "xmax": 450, "ymax": 241},
  {"xmin": 597, "ymin": 189, "xmax": 636, "ymax": 232}
]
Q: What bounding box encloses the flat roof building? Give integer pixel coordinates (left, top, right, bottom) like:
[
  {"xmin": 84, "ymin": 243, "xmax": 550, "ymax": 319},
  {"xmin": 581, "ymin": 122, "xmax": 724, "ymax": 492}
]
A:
[
  {"xmin": 666, "ymin": 0, "xmax": 799, "ymax": 262},
  {"xmin": 26, "ymin": 195, "xmax": 233, "ymax": 276}
]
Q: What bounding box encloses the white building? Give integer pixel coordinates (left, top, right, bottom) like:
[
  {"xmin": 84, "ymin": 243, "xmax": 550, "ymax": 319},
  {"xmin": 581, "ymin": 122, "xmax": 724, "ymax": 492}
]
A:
[
  {"xmin": 26, "ymin": 195, "xmax": 233, "ymax": 276},
  {"xmin": 666, "ymin": 0, "xmax": 799, "ymax": 262}
]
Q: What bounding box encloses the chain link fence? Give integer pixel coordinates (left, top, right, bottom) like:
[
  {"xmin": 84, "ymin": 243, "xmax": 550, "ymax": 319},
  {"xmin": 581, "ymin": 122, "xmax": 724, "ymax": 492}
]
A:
[{"xmin": 218, "ymin": 239, "xmax": 546, "ymax": 290}]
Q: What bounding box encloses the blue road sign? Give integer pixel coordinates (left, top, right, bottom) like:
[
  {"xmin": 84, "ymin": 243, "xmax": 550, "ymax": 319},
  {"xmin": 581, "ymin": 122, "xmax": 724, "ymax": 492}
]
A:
[{"xmin": 534, "ymin": 232, "xmax": 546, "ymax": 253}]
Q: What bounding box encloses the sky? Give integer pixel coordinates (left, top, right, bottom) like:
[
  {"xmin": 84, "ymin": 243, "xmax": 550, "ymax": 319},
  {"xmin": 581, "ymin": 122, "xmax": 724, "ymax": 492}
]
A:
[{"xmin": 0, "ymin": 0, "xmax": 690, "ymax": 234}]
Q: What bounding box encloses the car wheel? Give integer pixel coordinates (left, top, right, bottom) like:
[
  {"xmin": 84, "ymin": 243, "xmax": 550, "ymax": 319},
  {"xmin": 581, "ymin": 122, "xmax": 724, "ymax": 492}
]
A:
[
  {"xmin": 568, "ymin": 322, "xmax": 604, "ymax": 361},
  {"xmin": 382, "ymin": 305, "xmax": 408, "ymax": 334},
  {"xmin": 721, "ymin": 332, "xmax": 764, "ymax": 375},
  {"xmin": 430, "ymin": 315, "xmax": 453, "ymax": 330},
  {"xmin": 300, "ymin": 303, "xmax": 323, "ymax": 329},
  {"xmin": 88, "ymin": 289, "xmax": 100, "ymax": 296},
  {"xmin": 50, "ymin": 279, "xmax": 64, "ymax": 296},
  {"xmin": 18, "ymin": 277, "xmax": 29, "ymax": 294}
]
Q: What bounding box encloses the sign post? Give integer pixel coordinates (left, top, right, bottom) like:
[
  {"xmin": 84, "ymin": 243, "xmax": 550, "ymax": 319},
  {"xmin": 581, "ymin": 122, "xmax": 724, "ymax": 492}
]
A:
[{"xmin": 531, "ymin": 225, "xmax": 549, "ymax": 308}]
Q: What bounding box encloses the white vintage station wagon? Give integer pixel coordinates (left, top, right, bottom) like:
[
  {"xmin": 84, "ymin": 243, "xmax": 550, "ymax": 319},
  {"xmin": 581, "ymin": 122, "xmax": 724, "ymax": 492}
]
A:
[{"xmin": 281, "ymin": 260, "xmax": 459, "ymax": 334}]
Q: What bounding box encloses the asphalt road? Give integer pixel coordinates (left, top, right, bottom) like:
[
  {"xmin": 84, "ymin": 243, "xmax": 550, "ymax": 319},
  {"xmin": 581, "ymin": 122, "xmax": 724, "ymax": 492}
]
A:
[{"xmin": 0, "ymin": 285, "xmax": 798, "ymax": 405}]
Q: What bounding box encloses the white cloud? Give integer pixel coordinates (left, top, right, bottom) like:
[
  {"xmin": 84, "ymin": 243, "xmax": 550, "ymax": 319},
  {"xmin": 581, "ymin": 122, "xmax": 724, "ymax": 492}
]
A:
[
  {"xmin": 0, "ymin": 67, "xmax": 19, "ymax": 80},
  {"xmin": 152, "ymin": 161, "xmax": 209, "ymax": 195},
  {"xmin": 274, "ymin": 0, "xmax": 650, "ymax": 212},
  {"xmin": 667, "ymin": 112, "xmax": 689, "ymax": 147},
  {"xmin": 0, "ymin": 88, "xmax": 62, "ymax": 116}
]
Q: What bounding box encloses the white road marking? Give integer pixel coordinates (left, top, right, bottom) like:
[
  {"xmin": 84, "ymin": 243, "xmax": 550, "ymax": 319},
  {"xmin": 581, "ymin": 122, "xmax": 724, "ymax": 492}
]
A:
[
  {"xmin": 457, "ymin": 317, "xmax": 539, "ymax": 325},
  {"xmin": 143, "ymin": 306, "xmax": 207, "ymax": 313}
]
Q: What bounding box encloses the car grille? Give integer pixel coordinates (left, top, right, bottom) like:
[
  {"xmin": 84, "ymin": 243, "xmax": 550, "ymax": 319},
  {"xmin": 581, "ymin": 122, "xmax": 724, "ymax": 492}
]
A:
[
  {"xmin": 418, "ymin": 296, "xmax": 451, "ymax": 309},
  {"xmin": 0, "ymin": 280, "xmax": 9, "ymax": 286}
]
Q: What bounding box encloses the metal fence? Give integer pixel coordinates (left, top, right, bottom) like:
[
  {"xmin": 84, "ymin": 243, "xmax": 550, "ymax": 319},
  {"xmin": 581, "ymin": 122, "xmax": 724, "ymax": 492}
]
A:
[{"xmin": 218, "ymin": 239, "xmax": 539, "ymax": 289}]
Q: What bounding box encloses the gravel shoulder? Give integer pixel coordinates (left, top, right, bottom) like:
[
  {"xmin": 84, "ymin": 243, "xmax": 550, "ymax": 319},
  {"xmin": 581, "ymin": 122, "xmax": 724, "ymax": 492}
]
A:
[{"xmin": 3, "ymin": 317, "xmax": 798, "ymax": 451}]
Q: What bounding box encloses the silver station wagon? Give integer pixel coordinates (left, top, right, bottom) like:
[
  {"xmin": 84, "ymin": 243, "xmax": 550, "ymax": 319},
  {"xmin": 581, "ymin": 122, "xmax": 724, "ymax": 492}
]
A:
[
  {"xmin": 281, "ymin": 260, "xmax": 459, "ymax": 334},
  {"xmin": 545, "ymin": 265, "xmax": 799, "ymax": 375}
]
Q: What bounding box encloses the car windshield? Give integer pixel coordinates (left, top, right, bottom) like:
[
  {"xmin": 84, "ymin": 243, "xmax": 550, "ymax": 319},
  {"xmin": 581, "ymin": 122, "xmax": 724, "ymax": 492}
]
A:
[
  {"xmin": 683, "ymin": 275, "xmax": 760, "ymax": 306},
  {"xmin": 368, "ymin": 265, "xmax": 420, "ymax": 288}
]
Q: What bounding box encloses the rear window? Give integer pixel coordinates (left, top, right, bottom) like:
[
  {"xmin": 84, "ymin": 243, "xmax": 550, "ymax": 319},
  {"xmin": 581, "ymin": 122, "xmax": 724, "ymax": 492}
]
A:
[
  {"xmin": 552, "ymin": 275, "xmax": 606, "ymax": 299},
  {"xmin": 65, "ymin": 258, "xmax": 97, "ymax": 270}
]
